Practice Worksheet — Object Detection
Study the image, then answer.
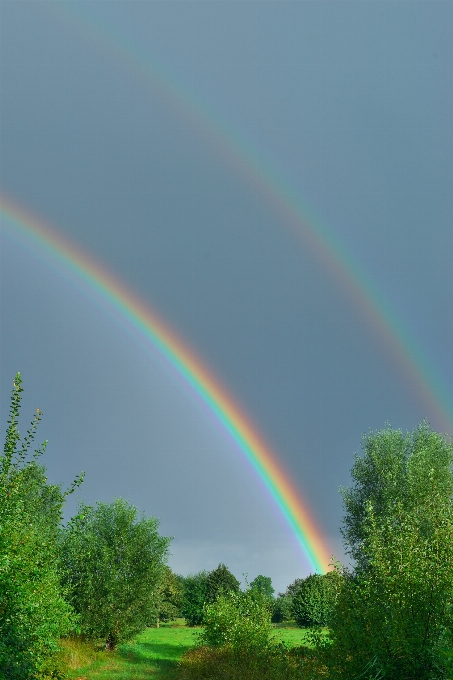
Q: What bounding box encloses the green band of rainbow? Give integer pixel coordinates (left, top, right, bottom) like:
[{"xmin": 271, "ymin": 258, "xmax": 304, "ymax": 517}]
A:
[{"xmin": 1, "ymin": 194, "xmax": 331, "ymax": 574}]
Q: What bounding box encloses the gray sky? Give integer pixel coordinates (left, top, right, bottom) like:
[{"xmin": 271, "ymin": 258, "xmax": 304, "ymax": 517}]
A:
[{"xmin": 1, "ymin": 1, "xmax": 452, "ymax": 593}]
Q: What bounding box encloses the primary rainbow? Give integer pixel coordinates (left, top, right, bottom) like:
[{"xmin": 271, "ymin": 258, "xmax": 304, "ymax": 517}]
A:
[{"xmin": 0, "ymin": 194, "xmax": 331, "ymax": 574}]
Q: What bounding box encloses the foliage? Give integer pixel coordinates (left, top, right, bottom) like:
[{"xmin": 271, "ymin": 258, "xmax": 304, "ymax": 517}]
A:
[
  {"xmin": 205, "ymin": 562, "xmax": 240, "ymax": 604},
  {"xmin": 189, "ymin": 585, "xmax": 317, "ymax": 679},
  {"xmin": 178, "ymin": 642, "xmax": 322, "ymax": 680},
  {"xmin": 324, "ymin": 424, "xmax": 453, "ymax": 679},
  {"xmin": 292, "ymin": 572, "xmax": 339, "ymax": 628},
  {"xmin": 61, "ymin": 497, "xmax": 171, "ymax": 649},
  {"xmin": 198, "ymin": 588, "xmax": 273, "ymax": 651},
  {"xmin": 0, "ymin": 374, "xmax": 79, "ymax": 679},
  {"xmin": 152, "ymin": 566, "xmax": 183, "ymax": 625},
  {"xmin": 285, "ymin": 577, "xmax": 305, "ymax": 598},
  {"xmin": 271, "ymin": 593, "xmax": 293, "ymax": 623},
  {"xmin": 180, "ymin": 571, "xmax": 209, "ymax": 626},
  {"xmin": 250, "ymin": 574, "xmax": 274, "ymax": 599}
]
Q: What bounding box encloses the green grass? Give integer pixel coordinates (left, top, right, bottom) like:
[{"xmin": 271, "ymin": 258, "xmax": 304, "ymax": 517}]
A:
[
  {"xmin": 61, "ymin": 622, "xmax": 198, "ymax": 680},
  {"xmin": 61, "ymin": 621, "xmax": 309, "ymax": 679},
  {"xmin": 271, "ymin": 625, "xmax": 311, "ymax": 647}
]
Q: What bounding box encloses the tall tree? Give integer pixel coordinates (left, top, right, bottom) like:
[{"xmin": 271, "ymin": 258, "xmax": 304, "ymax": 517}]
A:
[
  {"xmin": 61, "ymin": 498, "xmax": 171, "ymax": 649},
  {"xmin": 250, "ymin": 575, "xmax": 274, "ymax": 600},
  {"xmin": 153, "ymin": 566, "xmax": 183, "ymax": 626},
  {"xmin": 0, "ymin": 374, "xmax": 79, "ymax": 679},
  {"xmin": 206, "ymin": 563, "xmax": 240, "ymax": 604},
  {"xmin": 180, "ymin": 571, "xmax": 209, "ymax": 626},
  {"xmin": 326, "ymin": 424, "xmax": 453, "ymax": 679}
]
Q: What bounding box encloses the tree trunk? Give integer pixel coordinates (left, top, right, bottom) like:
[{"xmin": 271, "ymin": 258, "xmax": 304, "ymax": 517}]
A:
[
  {"xmin": 105, "ymin": 633, "xmax": 116, "ymax": 651},
  {"xmin": 156, "ymin": 617, "xmax": 160, "ymax": 628}
]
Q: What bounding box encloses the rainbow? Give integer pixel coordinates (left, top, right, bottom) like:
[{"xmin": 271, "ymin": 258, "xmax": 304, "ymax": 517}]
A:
[
  {"xmin": 0, "ymin": 194, "xmax": 331, "ymax": 574},
  {"xmin": 45, "ymin": 2, "xmax": 453, "ymax": 434}
]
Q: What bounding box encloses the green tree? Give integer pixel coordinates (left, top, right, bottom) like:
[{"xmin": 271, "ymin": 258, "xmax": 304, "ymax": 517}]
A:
[
  {"xmin": 180, "ymin": 571, "xmax": 209, "ymax": 626},
  {"xmin": 270, "ymin": 577, "xmax": 304, "ymax": 624},
  {"xmin": 61, "ymin": 498, "xmax": 170, "ymax": 649},
  {"xmin": 292, "ymin": 572, "xmax": 338, "ymax": 628},
  {"xmin": 271, "ymin": 593, "xmax": 293, "ymax": 623},
  {"xmin": 152, "ymin": 566, "xmax": 183, "ymax": 626},
  {"xmin": 325, "ymin": 424, "xmax": 453, "ymax": 679},
  {"xmin": 206, "ymin": 563, "xmax": 240, "ymax": 604},
  {"xmin": 0, "ymin": 374, "xmax": 79, "ymax": 679},
  {"xmin": 250, "ymin": 575, "xmax": 274, "ymax": 600}
]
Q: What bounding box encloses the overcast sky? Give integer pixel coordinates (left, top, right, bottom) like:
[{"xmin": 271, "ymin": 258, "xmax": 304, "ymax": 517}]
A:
[{"xmin": 1, "ymin": 1, "xmax": 452, "ymax": 593}]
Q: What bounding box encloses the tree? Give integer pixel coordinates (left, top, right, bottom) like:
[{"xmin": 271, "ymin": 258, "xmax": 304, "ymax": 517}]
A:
[
  {"xmin": 180, "ymin": 571, "xmax": 209, "ymax": 626},
  {"xmin": 250, "ymin": 575, "xmax": 274, "ymax": 600},
  {"xmin": 61, "ymin": 498, "xmax": 171, "ymax": 649},
  {"xmin": 0, "ymin": 374, "xmax": 79, "ymax": 679},
  {"xmin": 271, "ymin": 593, "xmax": 293, "ymax": 623},
  {"xmin": 292, "ymin": 572, "xmax": 338, "ymax": 628},
  {"xmin": 270, "ymin": 577, "xmax": 305, "ymax": 624},
  {"xmin": 152, "ymin": 566, "xmax": 183, "ymax": 626},
  {"xmin": 205, "ymin": 563, "xmax": 240, "ymax": 604},
  {"xmin": 325, "ymin": 424, "xmax": 453, "ymax": 679}
]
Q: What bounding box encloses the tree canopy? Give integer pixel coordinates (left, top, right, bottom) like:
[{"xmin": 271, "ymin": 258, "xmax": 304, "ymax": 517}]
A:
[
  {"xmin": 326, "ymin": 423, "xmax": 453, "ymax": 679},
  {"xmin": 0, "ymin": 374, "xmax": 79, "ymax": 679},
  {"xmin": 61, "ymin": 498, "xmax": 171, "ymax": 649},
  {"xmin": 206, "ymin": 563, "xmax": 240, "ymax": 604}
]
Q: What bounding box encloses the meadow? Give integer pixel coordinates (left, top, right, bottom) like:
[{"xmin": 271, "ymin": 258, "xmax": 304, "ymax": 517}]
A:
[{"xmin": 60, "ymin": 621, "xmax": 310, "ymax": 679}]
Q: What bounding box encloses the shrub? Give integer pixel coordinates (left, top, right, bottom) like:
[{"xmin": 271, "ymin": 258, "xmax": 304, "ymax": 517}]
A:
[
  {"xmin": 178, "ymin": 642, "xmax": 323, "ymax": 680},
  {"xmin": 292, "ymin": 572, "xmax": 339, "ymax": 627},
  {"xmin": 198, "ymin": 588, "xmax": 273, "ymax": 651}
]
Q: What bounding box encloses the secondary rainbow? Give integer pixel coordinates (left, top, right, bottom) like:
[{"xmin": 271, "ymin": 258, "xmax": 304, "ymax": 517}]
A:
[
  {"xmin": 47, "ymin": 2, "xmax": 453, "ymax": 434},
  {"xmin": 0, "ymin": 194, "xmax": 331, "ymax": 574}
]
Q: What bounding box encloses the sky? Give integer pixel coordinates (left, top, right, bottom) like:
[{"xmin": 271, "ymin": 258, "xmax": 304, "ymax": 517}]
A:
[{"xmin": 0, "ymin": 1, "xmax": 452, "ymax": 594}]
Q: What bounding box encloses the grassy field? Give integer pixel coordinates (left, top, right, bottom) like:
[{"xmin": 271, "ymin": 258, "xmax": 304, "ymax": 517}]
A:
[{"xmin": 61, "ymin": 622, "xmax": 309, "ymax": 679}]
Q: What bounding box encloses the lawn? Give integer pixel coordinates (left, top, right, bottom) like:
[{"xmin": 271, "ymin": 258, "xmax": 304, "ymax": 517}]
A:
[
  {"xmin": 272, "ymin": 624, "xmax": 311, "ymax": 647},
  {"xmin": 62, "ymin": 622, "xmax": 309, "ymax": 679}
]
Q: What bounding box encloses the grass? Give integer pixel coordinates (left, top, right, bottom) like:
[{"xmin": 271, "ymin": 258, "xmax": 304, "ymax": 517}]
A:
[
  {"xmin": 60, "ymin": 621, "xmax": 310, "ymax": 679},
  {"xmin": 272, "ymin": 624, "xmax": 311, "ymax": 647},
  {"xmin": 60, "ymin": 622, "xmax": 198, "ymax": 680}
]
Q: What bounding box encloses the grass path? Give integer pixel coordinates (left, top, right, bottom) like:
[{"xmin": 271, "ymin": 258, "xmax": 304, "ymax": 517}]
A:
[
  {"xmin": 62, "ymin": 626, "xmax": 198, "ymax": 680},
  {"xmin": 62, "ymin": 623, "xmax": 309, "ymax": 679}
]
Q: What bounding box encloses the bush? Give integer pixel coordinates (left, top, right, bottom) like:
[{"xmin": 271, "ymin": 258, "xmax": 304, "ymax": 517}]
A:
[
  {"xmin": 178, "ymin": 643, "xmax": 322, "ymax": 680},
  {"xmin": 292, "ymin": 572, "xmax": 339, "ymax": 628},
  {"xmin": 198, "ymin": 588, "xmax": 272, "ymax": 651}
]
